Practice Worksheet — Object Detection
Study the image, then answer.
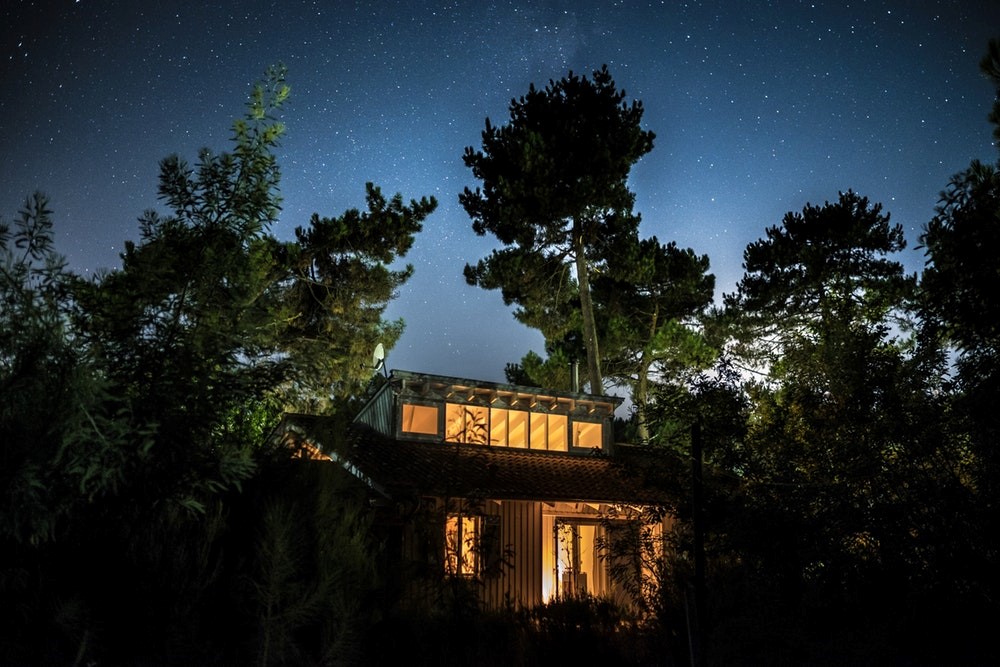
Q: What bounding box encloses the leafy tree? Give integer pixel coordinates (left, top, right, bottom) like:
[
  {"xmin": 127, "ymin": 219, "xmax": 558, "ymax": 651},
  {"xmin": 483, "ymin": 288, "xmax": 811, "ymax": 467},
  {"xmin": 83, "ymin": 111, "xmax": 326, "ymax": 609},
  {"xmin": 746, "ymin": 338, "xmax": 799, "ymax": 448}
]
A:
[
  {"xmin": 504, "ymin": 347, "xmax": 574, "ymax": 390},
  {"xmin": 597, "ymin": 236, "xmax": 716, "ymax": 442},
  {"xmin": 461, "ymin": 65, "xmax": 655, "ymax": 393},
  {"xmin": 30, "ymin": 65, "xmax": 429, "ymax": 661},
  {"xmin": 722, "ymin": 190, "xmax": 914, "ymax": 371},
  {"xmin": 917, "ymin": 36, "xmax": 1000, "ymax": 612},
  {"xmin": 713, "ymin": 192, "xmax": 969, "ymax": 649},
  {"xmin": 74, "ymin": 64, "xmax": 435, "ymax": 510},
  {"xmin": 73, "ymin": 66, "xmax": 295, "ymax": 514},
  {"xmin": 0, "ymin": 194, "xmax": 154, "ymax": 666},
  {"xmin": 0, "ymin": 63, "xmax": 434, "ymax": 664},
  {"xmin": 282, "ymin": 183, "xmax": 436, "ymax": 409},
  {"xmin": 0, "ymin": 193, "xmax": 135, "ymax": 546},
  {"xmin": 920, "ymin": 38, "xmax": 1000, "ymax": 392}
]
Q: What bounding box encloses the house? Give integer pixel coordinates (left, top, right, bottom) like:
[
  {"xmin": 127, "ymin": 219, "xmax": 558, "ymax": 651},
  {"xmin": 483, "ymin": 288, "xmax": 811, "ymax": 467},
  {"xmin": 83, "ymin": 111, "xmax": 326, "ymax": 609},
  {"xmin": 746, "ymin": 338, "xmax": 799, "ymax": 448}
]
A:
[{"xmin": 278, "ymin": 369, "xmax": 675, "ymax": 611}]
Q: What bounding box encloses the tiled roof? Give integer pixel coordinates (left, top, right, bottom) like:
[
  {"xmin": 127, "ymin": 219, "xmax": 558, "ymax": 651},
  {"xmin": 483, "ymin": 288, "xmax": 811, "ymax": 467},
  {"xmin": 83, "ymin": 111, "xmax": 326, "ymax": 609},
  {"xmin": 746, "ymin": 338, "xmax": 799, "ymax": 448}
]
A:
[{"xmin": 282, "ymin": 414, "xmax": 674, "ymax": 504}]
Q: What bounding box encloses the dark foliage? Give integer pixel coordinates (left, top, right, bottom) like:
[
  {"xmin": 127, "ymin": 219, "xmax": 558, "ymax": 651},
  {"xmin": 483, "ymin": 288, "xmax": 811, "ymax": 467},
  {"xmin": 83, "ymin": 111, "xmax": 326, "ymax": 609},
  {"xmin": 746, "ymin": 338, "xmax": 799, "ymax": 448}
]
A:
[{"xmin": 461, "ymin": 65, "xmax": 654, "ymax": 393}]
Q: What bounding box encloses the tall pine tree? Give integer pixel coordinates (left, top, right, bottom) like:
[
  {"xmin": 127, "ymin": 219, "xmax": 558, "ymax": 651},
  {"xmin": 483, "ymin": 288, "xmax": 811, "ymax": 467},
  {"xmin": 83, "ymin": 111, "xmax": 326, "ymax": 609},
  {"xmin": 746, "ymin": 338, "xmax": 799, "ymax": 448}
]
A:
[{"xmin": 461, "ymin": 66, "xmax": 654, "ymax": 393}]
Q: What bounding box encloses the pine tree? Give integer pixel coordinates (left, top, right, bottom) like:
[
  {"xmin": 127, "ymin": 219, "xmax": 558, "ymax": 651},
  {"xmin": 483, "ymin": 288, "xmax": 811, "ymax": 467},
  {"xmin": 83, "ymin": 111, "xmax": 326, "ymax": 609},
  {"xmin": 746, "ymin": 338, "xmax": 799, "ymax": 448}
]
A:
[{"xmin": 461, "ymin": 65, "xmax": 654, "ymax": 393}]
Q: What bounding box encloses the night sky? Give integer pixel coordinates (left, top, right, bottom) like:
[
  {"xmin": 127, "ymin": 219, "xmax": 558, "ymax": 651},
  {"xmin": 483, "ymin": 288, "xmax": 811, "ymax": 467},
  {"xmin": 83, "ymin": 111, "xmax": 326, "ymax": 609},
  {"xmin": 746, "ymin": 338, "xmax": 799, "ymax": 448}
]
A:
[{"xmin": 3, "ymin": 1, "xmax": 999, "ymax": 383}]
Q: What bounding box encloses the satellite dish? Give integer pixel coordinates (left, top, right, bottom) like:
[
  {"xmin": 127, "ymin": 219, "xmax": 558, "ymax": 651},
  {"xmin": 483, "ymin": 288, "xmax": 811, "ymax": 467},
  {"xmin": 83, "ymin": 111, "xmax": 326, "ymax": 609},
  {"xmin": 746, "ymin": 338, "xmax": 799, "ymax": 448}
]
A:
[{"xmin": 372, "ymin": 342, "xmax": 387, "ymax": 376}]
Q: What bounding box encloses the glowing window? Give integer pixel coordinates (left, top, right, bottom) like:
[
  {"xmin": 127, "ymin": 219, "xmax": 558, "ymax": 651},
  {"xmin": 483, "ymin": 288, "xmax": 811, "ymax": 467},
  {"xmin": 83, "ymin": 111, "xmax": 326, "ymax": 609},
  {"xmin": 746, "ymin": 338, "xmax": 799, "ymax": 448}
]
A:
[
  {"xmin": 529, "ymin": 413, "xmax": 568, "ymax": 451},
  {"xmin": 555, "ymin": 521, "xmax": 601, "ymax": 598},
  {"xmin": 507, "ymin": 409, "xmax": 528, "ymax": 447},
  {"xmin": 530, "ymin": 413, "xmax": 547, "ymax": 450},
  {"xmin": 445, "ymin": 515, "xmax": 478, "ymax": 576},
  {"xmin": 573, "ymin": 421, "xmax": 603, "ymax": 448},
  {"xmin": 489, "ymin": 407, "xmax": 528, "ymax": 447},
  {"xmin": 490, "ymin": 408, "xmax": 508, "ymax": 445},
  {"xmin": 401, "ymin": 403, "xmax": 438, "ymax": 435},
  {"xmin": 548, "ymin": 414, "xmax": 567, "ymax": 451},
  {"xmin": 445, "ymin": 403, "xmax": 489, "ymax": 444}
]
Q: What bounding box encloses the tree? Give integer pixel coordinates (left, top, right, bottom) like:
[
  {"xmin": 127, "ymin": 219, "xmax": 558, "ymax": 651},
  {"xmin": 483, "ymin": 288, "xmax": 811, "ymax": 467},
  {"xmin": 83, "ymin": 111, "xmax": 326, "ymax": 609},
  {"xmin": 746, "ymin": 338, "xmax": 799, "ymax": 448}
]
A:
[
  {"xmin": 0, "ymin": 193, "xmax": 133, "ymax": 545},
  {"xmin": 75, "ymin": 65, "xmax": 436, "ymax": 507},
  {"xmin": 596, "ymin": 236, "xmax": 716, "ymax": 442},
  {"xmin": 73, "ymin": 66, "xmax": 296, "ymax": 513},
  {"xmin": 917, "ymin": 37, "xmax": 1000, "ymax": 613},
  {"xmin": 713, "ymin": 192, "xmax": 970, "ymax": 655},
  {"xmin": 722, "ymin": 190, "xmax": 914, "ymax": 372},
  {"xmin": 920, "ymin": 38, "xmax": 1000, "ymax": 385},
  {"xmin": 2, "ymin": 65, "xmax": 431, "ymax": 664},
  {"xmin": 461, "ymin": 65, "xmax": 655, "ymax": 393},
  {"xmin": 504, "ymin": 347, "xmax": 574, "ymax": 390},
  {"xmin": 282, "ymin": 183, "xmax": 436, "ymax": 409}
]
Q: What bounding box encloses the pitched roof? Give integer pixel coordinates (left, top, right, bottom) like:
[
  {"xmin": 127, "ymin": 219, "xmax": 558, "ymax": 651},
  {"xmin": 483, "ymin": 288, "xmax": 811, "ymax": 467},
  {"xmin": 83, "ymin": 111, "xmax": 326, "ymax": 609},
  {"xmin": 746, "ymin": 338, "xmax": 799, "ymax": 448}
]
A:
[{"xmin": 281, "ymin": 414, "xmax": 673, "ymax": 505}]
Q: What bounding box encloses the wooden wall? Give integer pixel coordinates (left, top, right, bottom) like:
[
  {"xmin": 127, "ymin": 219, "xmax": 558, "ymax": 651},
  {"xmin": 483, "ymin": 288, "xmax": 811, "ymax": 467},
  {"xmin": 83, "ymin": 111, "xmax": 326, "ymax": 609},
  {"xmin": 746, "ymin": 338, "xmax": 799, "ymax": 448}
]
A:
[{"xmin": 482, "ymin": 500, "xmax": 543, "ymax": 609}]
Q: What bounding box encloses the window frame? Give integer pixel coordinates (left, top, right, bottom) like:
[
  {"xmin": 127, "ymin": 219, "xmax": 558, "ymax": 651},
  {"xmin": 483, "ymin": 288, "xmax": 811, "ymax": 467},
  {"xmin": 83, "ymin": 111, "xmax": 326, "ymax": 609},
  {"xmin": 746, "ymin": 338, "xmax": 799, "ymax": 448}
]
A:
[
  {"xmin": 398, "ymin": 395, "xmax": 608, "ymax": 455},
  {"xmin": 399, "ymin": 400, "xmax": 441, "ymax": 437},
  {"xmin": 445, "ymin": 514, "xmax": 480, "ymax": 577},
  {"xmin": 570, "ymin": 418, "xmax": 604, "ymax": 451}
]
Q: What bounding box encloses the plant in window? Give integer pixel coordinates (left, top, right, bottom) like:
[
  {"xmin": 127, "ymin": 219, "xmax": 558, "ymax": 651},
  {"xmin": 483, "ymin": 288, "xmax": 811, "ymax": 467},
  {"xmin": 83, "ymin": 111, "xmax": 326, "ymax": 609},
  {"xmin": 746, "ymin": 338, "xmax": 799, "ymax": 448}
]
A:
[
  {"xmin": 445, "ymin": 514, "xmax": 479, "ymax": 576},
  {"xmin": 445, "ymin": 405, "xmax": 489, "ymax": 445}
]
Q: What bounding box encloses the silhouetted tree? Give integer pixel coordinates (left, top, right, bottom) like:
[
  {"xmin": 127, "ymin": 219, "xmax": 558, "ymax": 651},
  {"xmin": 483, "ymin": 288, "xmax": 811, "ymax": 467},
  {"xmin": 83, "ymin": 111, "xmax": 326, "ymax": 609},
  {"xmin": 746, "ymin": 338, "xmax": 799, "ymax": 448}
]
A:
[
  {"xmin": 597, "ymin": 236, "xmax": 716, "ymax": 442},
  {"xmin": 917, "ymin": 36, "xmax": 1000, "ymax": 617},
  {"xmin": 705, "ymin": 192, "xmax": 979, "ymax": 660},
  {"xmin": 0, "ymin": 65, "xmax": 428, "ymax": 664},
  {"xmin": 283, "ymin": 183, "xmax": 436, "ymax": 409},
  {"xmin": 461, "ymin": 65, "xmax": 654, "ymax": 393},
  {"xmin": 0, "ymin": 193, "xmax": 135, "ymax": 546}
]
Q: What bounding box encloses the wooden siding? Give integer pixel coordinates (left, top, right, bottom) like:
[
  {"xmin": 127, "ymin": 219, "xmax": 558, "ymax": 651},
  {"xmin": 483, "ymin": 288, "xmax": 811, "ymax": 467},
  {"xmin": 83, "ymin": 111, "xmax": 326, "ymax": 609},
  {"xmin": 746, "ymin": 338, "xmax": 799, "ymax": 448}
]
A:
[
  {"xmin": 353, "ymin": 382, "xmax": 395, "ymax": 437},
  {"xmin": 482, "ymin": 500, "xmax": 542, "ymax": 609},
  {"xmin": 389, "ymin": 495, "xmax": 673, "ymax": 612}
]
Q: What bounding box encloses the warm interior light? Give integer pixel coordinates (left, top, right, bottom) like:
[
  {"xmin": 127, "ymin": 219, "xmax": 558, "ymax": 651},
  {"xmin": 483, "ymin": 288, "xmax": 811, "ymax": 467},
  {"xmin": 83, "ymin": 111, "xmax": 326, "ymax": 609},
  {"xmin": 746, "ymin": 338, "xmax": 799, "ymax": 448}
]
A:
[
  {"xmin": 507, "ymin": 409, "xmax": 527, "ymax": 447},
  {"xmin": 401, "ymin": 403, "xmax": 438, "ymax": 434},
  {"xmin": 544, "ymin": 519, "xmax": 604, "ymax": 601},
  {"xmin": 446, "ymin": 514, "xmax": 478, "ymax": 576},
  {"xmin": 573, "ymin": 421, "xmax": 602, "ymax": 448},
  {"xmin": 445, "ymin": 403, "xmax": 488, "ymax": 444},
  {"xmin": 490, "ymin": 408, "xmax": 509, "ymax": 445}
]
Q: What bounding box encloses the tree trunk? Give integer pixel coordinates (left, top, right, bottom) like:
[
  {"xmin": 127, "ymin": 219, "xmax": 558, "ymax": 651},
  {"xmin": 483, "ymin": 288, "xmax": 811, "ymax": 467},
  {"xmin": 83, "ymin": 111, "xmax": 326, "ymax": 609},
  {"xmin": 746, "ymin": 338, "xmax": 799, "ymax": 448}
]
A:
[
  {"xmin": 635, "ymin": 303, "xmax": 659, "ymax": 444},
  {"xmin": 574, "ymin": 230, "xmax": 603, "ymax": 394},
  {"xmin": 635, "ymin": 357, "xmax": 651, "ymax": 443}
]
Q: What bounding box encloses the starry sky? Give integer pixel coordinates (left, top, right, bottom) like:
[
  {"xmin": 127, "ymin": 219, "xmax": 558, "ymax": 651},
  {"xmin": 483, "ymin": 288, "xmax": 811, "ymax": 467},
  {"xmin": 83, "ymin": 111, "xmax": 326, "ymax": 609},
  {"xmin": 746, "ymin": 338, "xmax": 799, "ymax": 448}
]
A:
[{"xmin": 3, "ymin": 1, "xmax": 999, "ymax": 384}]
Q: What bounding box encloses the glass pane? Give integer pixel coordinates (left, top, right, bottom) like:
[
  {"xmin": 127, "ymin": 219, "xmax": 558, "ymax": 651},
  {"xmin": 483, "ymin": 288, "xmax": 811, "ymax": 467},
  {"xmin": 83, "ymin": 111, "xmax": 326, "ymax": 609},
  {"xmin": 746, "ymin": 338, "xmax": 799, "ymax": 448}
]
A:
[
  {"xmin": 445, "ymin": 403, "xmax": 465, "ymax": 442},
  {"xmin": 557, "ymin": 522, "xmax": 581, "ymax": 596},
  {"xmin": 507, "ymin": 409, "xmax": 528, "ymax": 448},
  {"xmin": 548, "ymin": 414, "xmax": 567, "ymax": 451},
  {"xmin": 573, "ymin": 421, "xmax": 602, "ymax": 448},
  {"xmin": 445, "ymin": 515, "xmax": 477, "ymax": 576},
  {"xmin": 577, "ymin": 524, "xmax": 599, "ymax": 595},
  {"xmin": 461, "ymin": 516, "xmax": 478, "ymax": 574},
  {"xmin": 490, "ymin": 408, "xmax": 508, "ymax": 445},
  {"xmin": 542, "ymin": 514, "xmax": 556, "ymax": 601},
  {"xmin": 401, "ymin": 403, "xmax": 438, "ymax": 434},
  {"xmin": 445, "ymin": 515, "xmax": 460, "ymax": 575},
  {"xmin": 445, "ymin": 403, "xmax": 489, "ymax": 444},
  {"xmin": 529, "ymin": 412, "xmax": 547, "ymax": 450}
]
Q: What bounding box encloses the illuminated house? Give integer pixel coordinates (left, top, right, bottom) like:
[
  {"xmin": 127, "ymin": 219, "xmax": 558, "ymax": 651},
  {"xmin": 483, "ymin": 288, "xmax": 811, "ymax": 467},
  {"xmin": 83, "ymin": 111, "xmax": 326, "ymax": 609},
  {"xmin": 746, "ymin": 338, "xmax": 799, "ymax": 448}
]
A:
[{"xmin": 281, "ymin": 370, "xmax": 673, "ymax": 610}]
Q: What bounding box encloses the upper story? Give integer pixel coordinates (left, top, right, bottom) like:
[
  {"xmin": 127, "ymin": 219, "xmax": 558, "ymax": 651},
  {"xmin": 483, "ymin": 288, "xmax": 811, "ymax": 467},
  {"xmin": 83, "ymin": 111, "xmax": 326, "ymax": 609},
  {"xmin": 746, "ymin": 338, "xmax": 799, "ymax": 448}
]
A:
[{"xmin": 354, "ymin": 370, "xmax": 622, "ymax": 454}]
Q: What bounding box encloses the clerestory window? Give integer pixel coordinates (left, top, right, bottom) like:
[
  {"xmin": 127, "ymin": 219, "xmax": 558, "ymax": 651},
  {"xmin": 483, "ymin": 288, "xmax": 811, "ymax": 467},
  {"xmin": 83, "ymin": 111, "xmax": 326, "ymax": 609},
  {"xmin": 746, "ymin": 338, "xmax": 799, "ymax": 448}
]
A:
[
  {"xmin": 401, "ymin": 401, "xmax": 602, "ymax": 452},
  {"xmin": 401, "ymin": 402, "xmax": 438, "ymax": 435}
]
